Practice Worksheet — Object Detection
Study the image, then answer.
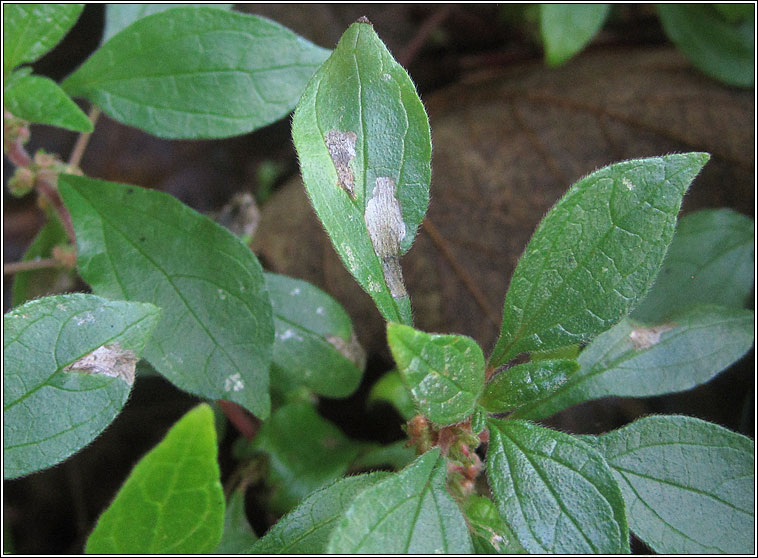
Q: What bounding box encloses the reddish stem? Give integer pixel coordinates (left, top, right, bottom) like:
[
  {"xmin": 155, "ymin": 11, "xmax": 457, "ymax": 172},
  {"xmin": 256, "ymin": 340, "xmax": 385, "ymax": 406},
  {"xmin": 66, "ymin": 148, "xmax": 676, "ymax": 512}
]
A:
[{"xmin": 217, "ymin": 400, "xmax": 260, "ymax": 440}]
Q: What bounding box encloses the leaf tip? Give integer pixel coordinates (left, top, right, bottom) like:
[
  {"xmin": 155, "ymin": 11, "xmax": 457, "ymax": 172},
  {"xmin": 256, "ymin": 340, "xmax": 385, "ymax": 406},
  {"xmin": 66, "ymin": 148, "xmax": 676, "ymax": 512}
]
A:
[{"xmin": 356, "ymin": 15, "xmax": 373, "ymax": 25}]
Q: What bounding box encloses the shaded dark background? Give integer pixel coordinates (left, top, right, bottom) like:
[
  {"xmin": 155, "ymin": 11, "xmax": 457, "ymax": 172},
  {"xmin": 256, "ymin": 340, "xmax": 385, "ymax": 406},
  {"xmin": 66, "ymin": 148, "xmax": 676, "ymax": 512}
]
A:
[{"xmin": 3, "ymin": 4, "xmax": 754, "ymax": 554}]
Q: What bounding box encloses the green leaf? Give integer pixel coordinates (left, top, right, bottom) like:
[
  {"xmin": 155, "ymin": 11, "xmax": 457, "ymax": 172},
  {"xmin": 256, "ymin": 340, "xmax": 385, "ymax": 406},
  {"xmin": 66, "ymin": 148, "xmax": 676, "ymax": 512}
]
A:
[
  {"xmin": 252, "ymin": 401, "xmax": 362, "ymax": 514},
  {"xmin": 250, "ymin": 473, "xmax": 388, "ymax": 554},
  {"xmin": 292, "ymin": 20, "xmax": 432, "ymax": 325},
  {"xmin": 4, "ymin": 74, "xmax": 92, "ymax": 132},
  {"xmin": 327, "ymin": 448, "xmax": 473, "ymax": 553},
  {"xmin": 713, "ymin": 3, "xmax": 755, "ymax": 23},
  {"xmin": 367, "ymin": 368, "xmax": 416, "ymax": 420},
  {"xmin": 658, "ymin": 4, "xmax": 754, "ymax": 87},
  {"xmin": 350, "ymin": 440, "xmax": 416, "ymax": 471},
  {"xmin": 215, "ymin": 487, "xmax": 257, "ymax": 554},
  {"xmin": 513, "ymin": 305, "xmax": 754, "ymax": 420},
  {"xmin": 488, "ymin": 152, "xmax": 710, "ymax": 368},
  {"xmin": 102, "ymin": 4, "xmax": 232, "ymax": 43},
  {"xmin": 266, "ymin": 273, "xmax": 364, "ymax": 398},
  {"xmin": 540, "ymin": 4, "xmax": 611, "ymax": 66},
  {"xmin": 4, "ymin": 293, "xmax": 159, "ymax": 479},
  {"xmin": 62, "ymin": 7, "xmax": 329, "ymax": 139},
  {"xmin": 479, "ymin": 359, "xmax": 578, "ymax": 413},
  {"xmin": 486, "ymin": 418, "xmax": 629, "ymax": 554},
  {"xmin": 85, "ymin": 404, "xmax": 224, "ymax": 554},
  {"xmin": 11, "ymin": 212, "xmax": 72, "ymax": 307},
  {"xmin": 3, "ymin": 4, "xmax": 84, "ymax": 72},
  {"xmin": 584, "ymin": 415, "xmax": 754, "ymax": 554},
  {"xmin": 58, "ymin": 174, "xmax": 274, "ymax": 419},
  {"xmin": 387, "ymin": 322, "xmax": 485, "ymax": 425},
  {"xmin": 465, "ymin": 495, "xmax": 527, "ymax": 554},
  {"xmin": 632, "ymin": 208, "xmax": 754, "ymax": 324}
]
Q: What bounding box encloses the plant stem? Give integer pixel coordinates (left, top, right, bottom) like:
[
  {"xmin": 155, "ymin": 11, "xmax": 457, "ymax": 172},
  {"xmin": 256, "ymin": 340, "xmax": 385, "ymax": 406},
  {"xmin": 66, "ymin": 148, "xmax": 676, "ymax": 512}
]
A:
[
  {"xmin": 35, "ymin": 175, "xmax": 77, "ymax": 245},
  {"xmin": 217, "ymin": 400, "xmax": 260, "ymax": 441},
  {"xmin": 68, "ymin": 106, "xmax": 100, "ymax": 168},
  {"xmin": 4, "ymin": 258, "xmax": 61, "ymax": 275}
]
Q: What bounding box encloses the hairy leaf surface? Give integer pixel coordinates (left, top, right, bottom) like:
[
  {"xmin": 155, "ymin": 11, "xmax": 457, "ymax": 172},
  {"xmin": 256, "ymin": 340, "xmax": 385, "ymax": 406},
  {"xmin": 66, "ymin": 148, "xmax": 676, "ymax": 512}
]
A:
[
  {"xmin": 327, "ymin": 448, "xmax": 473, "ymax": 554},
  {"xmin": 4, "ymin": 294, "xmax": 159, "ymax": 479},
  {"xmin": 102, "ymin": 3, "xmax": 232, "ymax": 42},
  {"xmin": 487, "ymin": 418, "xmax": 629, "ymax": 554},
  {"xmin": 266, "ymin": 273, "xmax": 364, "ymax": 398},
  {"xmin": 480, "ymin": 359, "xmax": 578, "ymax": 413},
  {"xmin": 292, "ymin": 20, "xmax": 432, "ymax": 324},
  {"xmin": 489, "ymin": 153, "xmax": 709, "ymax": 367},
  {"xmin": 387, "ymin": 323, "xmax": 484, "ymax": 425},
  {"xmin": 513, "ymin": 305, "xmax": 754, "ymax": 420},
  {"xmin": 251, "ymin": 473, "xmax": 388, "ymax": 554},
  {"xmin": 584, "ymin": 415, "xmax": 754, "ymax": 554},
  {"xmin": 63, "ymin": 7, "xmax": 330, "ymax": 138}
]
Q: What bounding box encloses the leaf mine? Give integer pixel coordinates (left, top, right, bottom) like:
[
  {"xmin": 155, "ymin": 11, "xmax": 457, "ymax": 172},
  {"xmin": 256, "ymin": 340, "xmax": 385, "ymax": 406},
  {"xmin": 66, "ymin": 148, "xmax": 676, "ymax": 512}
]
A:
[
  {"xmin": 629, "ymin": 323, "xmax": 674, "ymax": 350},
  {"xmin": 364, "ymin": 177, "xmax": 407, "ymax": 298},
  {"xmin": 64, "ymin": 343, "xmax": 138, "ymax": 385},
  {"xmin": 325, "ymin": 129, "xmax": 358, "ymax": 199}
]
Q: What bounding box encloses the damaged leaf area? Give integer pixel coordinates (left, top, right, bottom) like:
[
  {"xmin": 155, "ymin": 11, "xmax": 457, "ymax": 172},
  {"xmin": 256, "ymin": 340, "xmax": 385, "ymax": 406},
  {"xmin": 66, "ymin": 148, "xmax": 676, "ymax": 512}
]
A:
[
  {"xmin": 3, "ymin": 293, "xmax": 160, "ymax": 479},
  {"xmin": 293, "ymin": 20, "xmax": 431, "ymax": 325},
  {"xmin": 628, "ymin": 323, "xmax": 674, "ymax": 350},
  {"xmin": 64, "ymin": 343, "xmax": 138, "ymax": 385},
  {"xmin": 266, "ymin": 273, "xmax": 365, "ymax": 398}
]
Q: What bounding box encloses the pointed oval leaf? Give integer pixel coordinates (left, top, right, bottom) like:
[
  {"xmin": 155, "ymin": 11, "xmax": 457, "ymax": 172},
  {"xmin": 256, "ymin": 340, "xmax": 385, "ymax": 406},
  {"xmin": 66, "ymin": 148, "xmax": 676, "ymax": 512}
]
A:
[
  {"xmin": 584, "ymin": 415, "xmax": 754, "ymax": 554},
  {"xmin": 658, "ymin": 4, "xmax": 754, "ymax": 87},
  {"xmin": 58, "ymin": 174, "xmax": 274, "ymax": 419},
  {"xmin": 3, "ymin": 293, "xmax": 160, "ymax": 479},
  {"xmin": 102, "ymin": 4, "xmax": 232, "ymax": 43},
  {"xmin": 251, "ymin": 401, "xmax": 362, "ymax": 514},
  {"xmin": 487, "ymin": 418, "xmax": 629, "ymax": 554},
  {"xmin": 292, "ymin": 20, "xmax": 432, "ymax": 325},
  {"xmin": 3, "ymin": 4, "xmax": 83, "ymax": 71},
  {"xmin": 62, "ymin": 7, "xmax": 330, "ymax": 139},
  {"xmin": 85, "ymin": 404, "xmax": 224, "ymax": 554},
  {"xmin": 479, "ymin": 359, "xmax": 578, "ymax": 413},
  {"xmin": 215, "ymin": 487, "xmax": 257, "ymax": 554},
  {"xmin": 266, "ymin": 273, "xmax": 364, "ymax": 398},
  {"xmin": 5, "ymin": 74, "xmax": 93, "ymax": 132},
  {"xmin": 251, "ymin": 472, "xmax": 389, "ymax": 554},
  {"xmin": 489, "ymin": 152, "xmax": 710, "ymax": 367},
  {"xmin": 540, "ymin": 4, "xmax": 611, "ymax": 66},
  {"xmin": 632, "ymin": 208, "xmax": 754, "ymax": 323},
  {"xmin": 327, "ymin": 448, "xmax": 473, "ymax": 554},
  {"xmin": 387, "ymin": 322, "xmax": 485, "ymax": 425},
  {"xmin": 513, "ymin": 305, "xmax": 754, "ymax": 420}
]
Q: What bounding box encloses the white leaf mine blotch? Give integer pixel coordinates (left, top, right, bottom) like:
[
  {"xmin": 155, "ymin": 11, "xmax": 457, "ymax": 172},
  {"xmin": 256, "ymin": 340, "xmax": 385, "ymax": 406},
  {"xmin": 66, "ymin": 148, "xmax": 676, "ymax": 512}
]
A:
[
  {"xmin": 63, "ymin": 343, "xmax": 137, "ymax": 385},
  {"xmin": 364, "ymin": 177, "xmax": 408, "ymax": 298},
  {"xmin": 629, "ymin": 323, "xmax": 674, "ymax": 350},
  {"xmin": 325, "ymin": 129, "xmax": 358, "ymax": 198},
  {"xmin": 224, "ymin": 373, "xmax": 245, "ymax": 392},
  {"xmin": 326, "ymin": 331, "xmax": 367, "ymax": 370}
]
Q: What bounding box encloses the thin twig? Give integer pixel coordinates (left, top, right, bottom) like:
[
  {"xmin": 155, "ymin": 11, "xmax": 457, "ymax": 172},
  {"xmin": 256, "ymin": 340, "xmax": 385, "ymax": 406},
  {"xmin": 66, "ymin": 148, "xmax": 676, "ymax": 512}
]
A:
[
  {"xmin": 398, "ymin": 5, "xmax": 454, "ymax": 67},
  {"xmin": 35, "ymin": 175, "xmax": 76, "ymax": 246},
  {"xmin": 421, "ymin": 217, "xmax": 500, "ymax": 328},
  {"xmin": 4, "ymin": 258, "xmax": 61, "ymax": 275},
  {"xmin": 68, "ymin": 106, "xmax": 100, "ymax": 169},
  {"xmin": 217, "ymin": 399, "xmax": 260, "ymax": 441}
]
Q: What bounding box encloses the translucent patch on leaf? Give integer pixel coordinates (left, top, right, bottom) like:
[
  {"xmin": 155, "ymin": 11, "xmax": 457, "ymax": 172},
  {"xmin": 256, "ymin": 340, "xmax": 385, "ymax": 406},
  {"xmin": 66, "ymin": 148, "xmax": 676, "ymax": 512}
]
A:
[
  {"xmin": 621, "ymin": 177, "xmax": 635, "ymax": 191},
  {"xmin": 629, "ymin": 323, "xmax": 674, "ymax": 350},
  {"xmin": 327, "ymin": 331, "xmax": 367, "ymax": 370},
  {"xmin": 364, "ymin": 177, "xmax": 407, "ymax": 298},
  {"xmin": 325, "ymin": 129, "xmax": 357, "ymax": 198},
  {"xmin": 63, "ymin": 343, "xmax": 137, "ymax": 385}
]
